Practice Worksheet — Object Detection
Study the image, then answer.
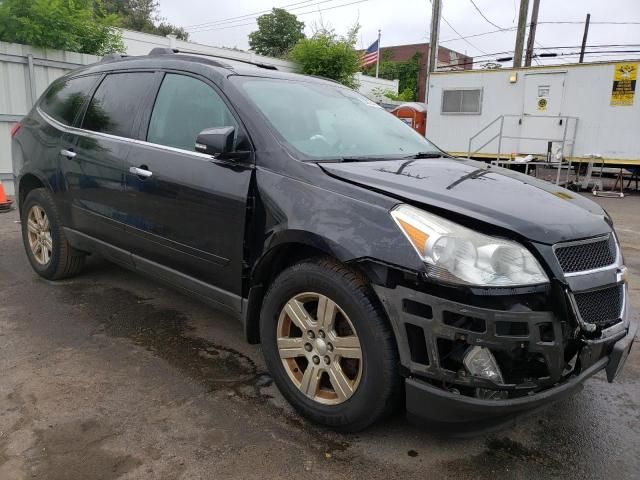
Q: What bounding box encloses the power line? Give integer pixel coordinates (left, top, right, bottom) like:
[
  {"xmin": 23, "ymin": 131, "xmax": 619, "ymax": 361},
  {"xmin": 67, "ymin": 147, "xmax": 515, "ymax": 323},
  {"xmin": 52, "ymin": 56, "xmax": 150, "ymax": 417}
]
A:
[
  {"xmin": 427, "ymin": 0, "xmax": 489, "ymax": 55},
  {"xmin": 439, "ymin": 18, "xmax": 640, "ymax": 46},
  {"xmin": 187, "ymin": 0, "xmax": 338, "ymax": 31},
  {"xmin": 468, "ymin": 0, "xmax": 503, "ymax": 30},
  {"xmin": 538, "ymin": 20, "xmax": 640, "ymax": 25},
  {"xmin": 184, "ymin": 0, "xmax": 318, "ymax": 29},
  {"xmin": 538, "ymin": 43, "xmax": 640, "ymax": 50},
  {"xmin": 439, "ymin": 15, "xmax": 489, "ymax": 54},
  {"xmin": 439, "ymin": 44, "xmax": 640, "ymax": 70},
  {"xmin": 460, "ymin": 43, "xmax": 640, "ymax": 63},
  {"xmin": 188, "ymin": 0, "xmax": 371, "ymax": 33},
  {"xmin": 186, "ymin": 0, "xmax": 370, "ymax": 32},
  {"xmin": 439, "ymin": 47, "xmax": 640, "ymax": 69},
  {"xmin": 439, "ymin": 26, "xmax": 519, "ymax": 44},
  {"xmin": 466, "ymin": 0, "xmax": 545, "ymax": 64}
]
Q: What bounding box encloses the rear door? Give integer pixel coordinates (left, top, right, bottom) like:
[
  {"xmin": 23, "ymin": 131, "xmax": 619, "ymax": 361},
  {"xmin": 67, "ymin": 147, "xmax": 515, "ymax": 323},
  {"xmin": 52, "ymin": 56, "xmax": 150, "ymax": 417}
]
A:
[
  {"xmin": 36, "ymin": 74, "xmax": 101, "ymax": 221},
  {"xmin": 124, "ymin": 72, "xmax": 253, "ymax": 302},
  {"xmin": 63, "ymin": 71, "xmax": 159, "ymax": 250}
]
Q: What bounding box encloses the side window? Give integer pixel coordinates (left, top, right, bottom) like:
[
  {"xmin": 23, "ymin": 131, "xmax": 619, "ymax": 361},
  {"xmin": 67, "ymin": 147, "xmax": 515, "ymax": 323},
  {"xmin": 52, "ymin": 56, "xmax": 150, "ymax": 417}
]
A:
[
  {"xmin": 441, "ymin": 88, "xmax": 482, "ymax": 114},
  {"xmin": 147, "ymin": 74, "xmax": 237, "ymax": 151},
  {"xmin": 39, "ymin": 75, "xmax": 98, "ymax": 125},
  {"xmin": 81, "ymin": 72, "xmax": 154, "ymax": 138}
]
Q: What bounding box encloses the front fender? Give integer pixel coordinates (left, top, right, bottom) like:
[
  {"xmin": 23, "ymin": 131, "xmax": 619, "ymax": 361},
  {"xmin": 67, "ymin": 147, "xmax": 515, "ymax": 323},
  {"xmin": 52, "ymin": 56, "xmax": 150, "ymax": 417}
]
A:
[{"xmin": 254, "ymin": 166, "xmax": 426, "ymax": 274}]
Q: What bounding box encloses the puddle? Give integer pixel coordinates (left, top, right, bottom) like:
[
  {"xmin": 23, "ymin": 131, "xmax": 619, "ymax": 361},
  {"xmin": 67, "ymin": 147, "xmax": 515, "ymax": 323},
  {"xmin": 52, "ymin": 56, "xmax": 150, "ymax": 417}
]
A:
[
  {"xmin": 30, "ymin": 419, "xmax": 141, "ymax": 480},
  {"xmin": 437, "ymin": 436, "xmax": 563, "ymax": 478},
  {"xmin": 57, "ymin": 284, "xmax": 352, "ymax": 455},
  {"xmin": 64, "ymin": 285, "xmax": 263, "ymax": 394}
]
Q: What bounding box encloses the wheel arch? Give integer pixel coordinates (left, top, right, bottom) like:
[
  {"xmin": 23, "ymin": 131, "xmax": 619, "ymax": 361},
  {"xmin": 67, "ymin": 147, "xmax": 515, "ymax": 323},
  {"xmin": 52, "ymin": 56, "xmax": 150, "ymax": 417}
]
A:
[
  {"xmin": 18, "ymin": 173, "xmax": 48, "ymax": 212},
  {"xmin": 244, "ymin": 228, "xmax": 372, "ymax": 344},
  {"xmin": 242, "ymin": 231, "xmax": 400, "ymax": 344},
  {"xmin": 244, "ymin": 240, "xmax": 329, "ymax": 344}
]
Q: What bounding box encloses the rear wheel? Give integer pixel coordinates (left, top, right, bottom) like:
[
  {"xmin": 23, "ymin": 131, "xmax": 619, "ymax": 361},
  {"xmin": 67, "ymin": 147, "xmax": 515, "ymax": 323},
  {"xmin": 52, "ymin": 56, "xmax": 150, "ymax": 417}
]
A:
[
  {"xmin": 260, "ymin": 258, "xmax": 400, "ymax": 431},
  {"xmin": 21, "ymin": 188, "xmax": 85, "ymax": 280}
]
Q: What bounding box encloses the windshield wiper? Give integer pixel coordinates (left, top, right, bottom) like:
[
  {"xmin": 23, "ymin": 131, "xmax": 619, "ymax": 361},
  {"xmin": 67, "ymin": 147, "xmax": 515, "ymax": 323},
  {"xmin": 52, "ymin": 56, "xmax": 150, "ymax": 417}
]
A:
[
  {"xmin": 319, "ymin": 152, "xmax": 444, "ymax": 163},
  {"xmin": 403, "ymin": 151, "xmax": 443, "ymax": 159},
  {"xmin": 338, "ymin": 156, "xmax": 390, "ymax": 162}
]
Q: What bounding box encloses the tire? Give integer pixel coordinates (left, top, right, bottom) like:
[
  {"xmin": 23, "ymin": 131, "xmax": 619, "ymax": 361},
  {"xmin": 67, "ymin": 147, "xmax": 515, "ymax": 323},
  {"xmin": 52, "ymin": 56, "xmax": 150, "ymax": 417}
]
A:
[
  {"xmin": 260, "ymin": 258, "xmax": 400, "ymax": 432},
  {"xmin": 21, "ymin": 188, "xmax": 85, "ymax": 280}
]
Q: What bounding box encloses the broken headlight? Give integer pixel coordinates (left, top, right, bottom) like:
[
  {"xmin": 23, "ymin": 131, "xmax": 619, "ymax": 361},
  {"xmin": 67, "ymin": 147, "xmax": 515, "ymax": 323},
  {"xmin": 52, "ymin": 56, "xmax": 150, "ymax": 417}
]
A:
[{"xmin": 391, "ymin": 204, "xmax": 549, "ymax": 287}]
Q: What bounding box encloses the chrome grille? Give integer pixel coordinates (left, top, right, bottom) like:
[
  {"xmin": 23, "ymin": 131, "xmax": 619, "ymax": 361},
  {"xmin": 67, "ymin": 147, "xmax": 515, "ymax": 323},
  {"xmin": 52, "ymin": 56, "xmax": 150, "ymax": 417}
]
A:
[
  {"xmin": 554, "ymin": 235, "xmax": 616, "ymax": 273},
  {"xmin": 573, "ymin": 284, "xmax": 623, "ymax": 327}
]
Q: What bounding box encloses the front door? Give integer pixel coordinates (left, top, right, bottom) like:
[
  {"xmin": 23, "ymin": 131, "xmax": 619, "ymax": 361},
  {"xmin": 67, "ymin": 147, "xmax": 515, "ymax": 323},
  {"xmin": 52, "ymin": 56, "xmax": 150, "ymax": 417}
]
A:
[
  {"xmin": 520, "ymin": 72, "xmax": 567, "ymax": 155},
  {"xmin": 124, "ymin": 72, "xmax": 253, "ymax": 303}
]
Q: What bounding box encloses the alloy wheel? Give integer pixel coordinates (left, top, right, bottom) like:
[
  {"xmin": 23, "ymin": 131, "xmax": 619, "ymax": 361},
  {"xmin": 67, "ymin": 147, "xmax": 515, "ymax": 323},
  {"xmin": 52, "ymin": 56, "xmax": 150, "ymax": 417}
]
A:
[
  {"xmin": 277, "ymin": 292, "xmax": 363, "ymax": 405},
  {"xmin": 26, "ymin": 205, "xmax": 52, "ymax": 265}
]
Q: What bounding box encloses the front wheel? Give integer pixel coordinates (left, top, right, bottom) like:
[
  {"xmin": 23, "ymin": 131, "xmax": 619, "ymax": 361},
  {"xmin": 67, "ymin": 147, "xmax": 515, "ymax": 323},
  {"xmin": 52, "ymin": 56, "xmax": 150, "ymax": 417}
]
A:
[{"xmin": 260, "ymin": 259, "xmax": 400, "ymax": 431}]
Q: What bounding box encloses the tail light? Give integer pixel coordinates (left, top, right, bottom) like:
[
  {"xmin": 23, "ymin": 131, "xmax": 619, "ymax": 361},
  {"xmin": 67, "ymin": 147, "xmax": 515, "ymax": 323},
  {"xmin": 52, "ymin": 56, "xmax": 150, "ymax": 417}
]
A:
[{"xmin": 10, "ymin": 122, "xmax": 21, "ymax": 138}]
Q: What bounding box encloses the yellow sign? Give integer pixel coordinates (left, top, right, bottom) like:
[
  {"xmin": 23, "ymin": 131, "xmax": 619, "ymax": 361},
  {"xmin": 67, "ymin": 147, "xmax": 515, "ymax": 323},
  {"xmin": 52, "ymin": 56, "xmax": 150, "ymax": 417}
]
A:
[
  {"xmin": 611, "ymin": 63, "xmax": 637, "ymax": 106},
  {"xmin": 537, "ymin": 97, "xmax": 548, "ymax": 111}
]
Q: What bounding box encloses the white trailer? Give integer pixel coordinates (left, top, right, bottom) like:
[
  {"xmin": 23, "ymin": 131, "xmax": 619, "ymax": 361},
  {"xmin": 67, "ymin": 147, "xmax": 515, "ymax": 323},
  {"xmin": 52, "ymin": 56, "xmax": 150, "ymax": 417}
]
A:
[{"xmin": 426, "ymin": 60, "xmax": 640, "ymax": 167}]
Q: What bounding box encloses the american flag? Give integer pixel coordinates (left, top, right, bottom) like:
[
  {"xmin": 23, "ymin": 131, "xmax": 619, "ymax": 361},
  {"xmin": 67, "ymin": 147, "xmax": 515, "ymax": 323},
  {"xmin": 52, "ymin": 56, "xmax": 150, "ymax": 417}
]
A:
[{"xmin": 361, "ymin": 39, "xmax": 379, "ymax": 68}]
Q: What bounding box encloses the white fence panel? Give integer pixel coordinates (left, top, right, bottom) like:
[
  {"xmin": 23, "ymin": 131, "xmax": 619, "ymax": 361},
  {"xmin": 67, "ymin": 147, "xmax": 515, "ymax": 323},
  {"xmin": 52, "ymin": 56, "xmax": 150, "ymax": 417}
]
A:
[
  {"xmin": 355, "ymin": 73, "xmax": 399, "ymax": 102},
  {"xmin": 0, "ymin": 41, "xmax": 99, "ymax": 195}
]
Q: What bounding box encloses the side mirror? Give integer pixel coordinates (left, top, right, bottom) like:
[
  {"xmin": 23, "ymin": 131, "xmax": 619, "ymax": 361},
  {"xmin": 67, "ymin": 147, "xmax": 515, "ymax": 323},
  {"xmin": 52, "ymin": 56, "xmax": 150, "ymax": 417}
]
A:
[{"xmin": 195, "ymin": 126, "xmax": 235, "ymax": 156}]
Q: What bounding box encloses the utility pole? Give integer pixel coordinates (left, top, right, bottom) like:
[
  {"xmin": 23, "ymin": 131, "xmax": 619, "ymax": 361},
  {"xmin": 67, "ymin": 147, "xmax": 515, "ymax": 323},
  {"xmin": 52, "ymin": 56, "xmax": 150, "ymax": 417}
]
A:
[
  {"xmin": 425, "ymin": 0, "xmax": 441, "ymax": 104},
  {"xmin": 524, "ymin": 0, "xmax": 540, "ymax": 67},
  {"xmin": 513, "ymin": 0, "xmax": 530, "ymax": 68},
  {"xmin": 579, "ymin": 13, "xmax": 591, "ymax": 63}
]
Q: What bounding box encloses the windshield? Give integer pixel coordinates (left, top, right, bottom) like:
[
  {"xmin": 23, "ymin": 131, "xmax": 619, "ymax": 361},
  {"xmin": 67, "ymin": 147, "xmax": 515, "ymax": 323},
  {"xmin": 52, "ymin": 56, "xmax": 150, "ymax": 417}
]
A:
[{"xmin": 234, "ymin": 77, "xmax": 441, "ymax": 160}]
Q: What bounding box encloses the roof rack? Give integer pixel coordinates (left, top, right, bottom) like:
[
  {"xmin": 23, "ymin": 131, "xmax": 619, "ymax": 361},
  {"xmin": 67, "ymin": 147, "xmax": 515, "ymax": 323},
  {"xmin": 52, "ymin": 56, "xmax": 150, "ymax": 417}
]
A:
[
  {"xmin": 148, "ymin": 47, "xmax": 178, "ymax": 56},
  {"xmin": 148, "ymin": 47, "xmax": 279, "ymax": 70},
  {"xmin": 101, "ymin": 53, "xmax": 128, "ymax": 62}
]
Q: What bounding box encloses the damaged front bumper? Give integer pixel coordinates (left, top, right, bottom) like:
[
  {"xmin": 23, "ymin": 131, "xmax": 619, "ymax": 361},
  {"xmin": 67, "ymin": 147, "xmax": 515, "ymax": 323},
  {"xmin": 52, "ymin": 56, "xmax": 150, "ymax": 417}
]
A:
[{"xmin": 374, "ymin": 282, "xmax": 636, "ymax": 424}]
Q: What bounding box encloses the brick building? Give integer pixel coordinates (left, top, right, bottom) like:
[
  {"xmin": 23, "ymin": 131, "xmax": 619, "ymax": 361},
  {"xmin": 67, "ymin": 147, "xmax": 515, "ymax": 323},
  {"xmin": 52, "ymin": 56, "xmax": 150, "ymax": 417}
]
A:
[{"xmin": 370, "ymin": 43, "xmax": 473, "ymax": 102}]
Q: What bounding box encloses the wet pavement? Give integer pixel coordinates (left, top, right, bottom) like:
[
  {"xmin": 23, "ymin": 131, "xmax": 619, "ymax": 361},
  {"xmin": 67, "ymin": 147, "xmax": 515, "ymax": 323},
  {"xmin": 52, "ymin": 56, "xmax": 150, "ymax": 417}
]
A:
[{"xmin": 0, "ymin": 194, "xmax": 638, "ymax": 479}]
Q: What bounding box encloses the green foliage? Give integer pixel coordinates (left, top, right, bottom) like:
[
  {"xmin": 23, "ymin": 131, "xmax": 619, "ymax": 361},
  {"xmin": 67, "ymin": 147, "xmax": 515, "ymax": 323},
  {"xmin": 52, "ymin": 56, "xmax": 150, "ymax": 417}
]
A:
[
  {"xmin": 289, "ymin": 25, "xmax": 361, "ymax": 89},
  {"xmin": 0, "ymin": 0, "xmax": 124, "ymax": 55},
  {"xmin": 248, "ymin": 8, "xmax": 305, "ymax": 58},
  {"xmin": 364, "ymin": 52, "xmax": 422, "ymax": 101},
  {"xmin": 371, "ymin": 87, "xmax": 415, "ymax": 102},
  {"xmin": 103, "ymin": 0, "xmax": 189, "ymax": 40}
]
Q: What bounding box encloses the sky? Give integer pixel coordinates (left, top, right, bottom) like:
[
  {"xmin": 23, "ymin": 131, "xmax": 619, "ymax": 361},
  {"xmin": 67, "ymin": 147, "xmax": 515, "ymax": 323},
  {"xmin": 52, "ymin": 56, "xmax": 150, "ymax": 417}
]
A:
[{"xmin": 158, "ymin": 0, "xmax": 640, "ymax": 67}]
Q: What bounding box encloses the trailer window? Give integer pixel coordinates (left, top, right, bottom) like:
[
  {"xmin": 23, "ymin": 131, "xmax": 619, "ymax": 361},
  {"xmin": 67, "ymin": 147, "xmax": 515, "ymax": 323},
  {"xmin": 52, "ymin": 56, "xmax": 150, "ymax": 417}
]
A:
[{"xmin": 441, "ymin": 89, "xmax": 482, "ymax": 114}]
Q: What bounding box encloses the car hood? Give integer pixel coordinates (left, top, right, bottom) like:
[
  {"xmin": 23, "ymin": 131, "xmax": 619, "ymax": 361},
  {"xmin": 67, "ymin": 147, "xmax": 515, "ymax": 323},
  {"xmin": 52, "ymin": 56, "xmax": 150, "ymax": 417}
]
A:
[{"xmin": 320, "ymin": 157, "xmax": 611, "ymax": 244}]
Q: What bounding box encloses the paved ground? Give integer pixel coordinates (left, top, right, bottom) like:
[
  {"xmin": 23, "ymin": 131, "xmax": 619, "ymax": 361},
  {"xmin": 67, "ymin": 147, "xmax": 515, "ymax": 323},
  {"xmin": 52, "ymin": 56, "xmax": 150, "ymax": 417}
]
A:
[{"xmin": 0, "ymin": 194, "xmax": 638, "ymax": 480}]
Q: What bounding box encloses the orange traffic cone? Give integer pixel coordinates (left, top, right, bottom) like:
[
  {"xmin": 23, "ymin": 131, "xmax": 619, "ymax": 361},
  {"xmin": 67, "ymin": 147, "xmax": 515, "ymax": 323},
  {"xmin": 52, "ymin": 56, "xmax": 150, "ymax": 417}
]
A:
[{"xmin": 0, "ymin": 183, "xmax": 13, "ymax": 211}]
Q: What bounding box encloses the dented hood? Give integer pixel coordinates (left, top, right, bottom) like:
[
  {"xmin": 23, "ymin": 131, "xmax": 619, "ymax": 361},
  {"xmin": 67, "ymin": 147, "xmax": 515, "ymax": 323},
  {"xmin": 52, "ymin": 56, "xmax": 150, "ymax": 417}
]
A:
[{"xmin": 320, "ymin": 157, "xmax": 611, "ymax": 244}]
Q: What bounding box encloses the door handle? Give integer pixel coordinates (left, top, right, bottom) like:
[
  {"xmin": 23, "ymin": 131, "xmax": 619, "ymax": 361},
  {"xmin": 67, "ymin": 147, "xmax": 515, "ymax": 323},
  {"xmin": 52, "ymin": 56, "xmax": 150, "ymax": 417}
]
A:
[
  {"xmin": 60, "ymin": 149, "xmax": 76, "ymax": 158},
  {"xmin": 129, "ymin": 166, "xmax": 153, "ymax": 178}
]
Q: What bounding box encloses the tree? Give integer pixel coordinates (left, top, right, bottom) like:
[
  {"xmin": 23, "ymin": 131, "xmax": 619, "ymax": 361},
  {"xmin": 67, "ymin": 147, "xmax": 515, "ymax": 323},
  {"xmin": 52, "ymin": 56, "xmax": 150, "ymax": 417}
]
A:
[
  {"xmin": 363, "ymin": 51, "xmax": 422, "ymax": 101},
  {"xmin": 289, "ymin": 25, "xmax": 361, "ymax": 89},
  {"xmin": 103, "ymin": 0, "xmax": 189, "ymax": 40},
  {"xmin": 249, "ymin": 8, "xmax": 305, "ymax": 58},
  {"xmin": 0, "ymin": 0, "xmax": 124, "ymax": 55}
]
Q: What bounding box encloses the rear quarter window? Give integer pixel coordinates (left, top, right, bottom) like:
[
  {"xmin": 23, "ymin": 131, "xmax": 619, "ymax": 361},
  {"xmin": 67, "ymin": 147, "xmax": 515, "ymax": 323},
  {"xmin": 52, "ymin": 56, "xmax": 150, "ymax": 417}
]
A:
[{"xmin": 39, "ymin": 75, "xmax": 98, "ymax": 125}]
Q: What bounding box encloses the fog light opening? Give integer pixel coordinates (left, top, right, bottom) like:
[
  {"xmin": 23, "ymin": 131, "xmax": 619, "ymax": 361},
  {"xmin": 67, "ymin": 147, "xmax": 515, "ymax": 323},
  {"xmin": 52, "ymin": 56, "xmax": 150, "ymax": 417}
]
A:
[
  {"xmin": 463, "ymin": 346, "xmax": 508, "ymax": 400},
  {"xmin": 463, "ymin": 346, "xmax": 503, "ymax": 382}
]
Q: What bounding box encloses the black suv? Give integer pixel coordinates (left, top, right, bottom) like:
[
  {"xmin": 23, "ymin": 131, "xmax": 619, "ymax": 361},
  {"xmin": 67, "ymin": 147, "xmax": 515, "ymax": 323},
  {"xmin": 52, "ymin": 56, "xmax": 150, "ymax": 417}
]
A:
[{"xmin": 11, "ymin": 49, "xmax": 636, "ymax": 431}]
